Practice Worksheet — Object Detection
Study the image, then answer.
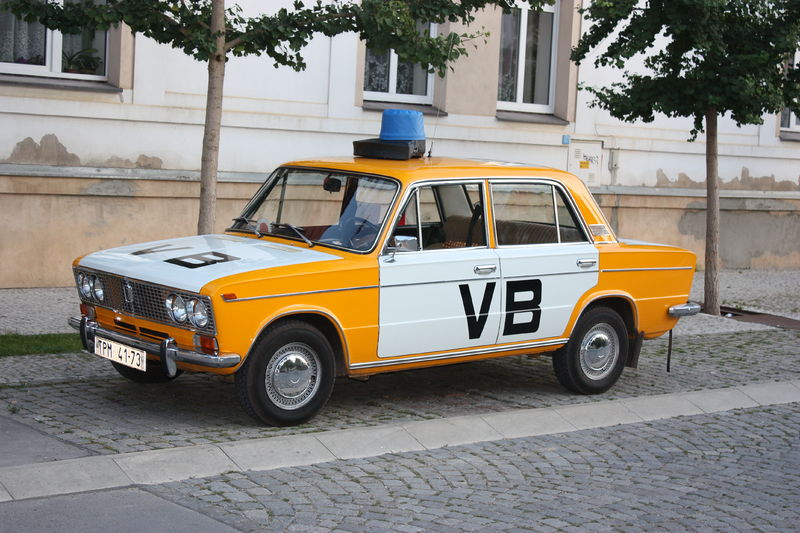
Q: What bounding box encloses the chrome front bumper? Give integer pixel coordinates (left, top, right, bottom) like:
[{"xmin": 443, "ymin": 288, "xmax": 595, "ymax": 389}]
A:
[
  {"xmin": 668, "ymin": 302, "xmax": 702, "ymax": 317},
  {"xmin": 68, "ymin": 316, "xmax": 241, "ymax": 376}
]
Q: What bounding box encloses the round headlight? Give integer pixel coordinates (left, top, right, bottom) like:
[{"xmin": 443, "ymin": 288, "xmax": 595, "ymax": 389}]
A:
[
  {"xmin": 187, "ymin": 299, "xmax": 209, "ymax": 328},
  {"xmin": 78, "ymin": 272, "xmax": 92, "ymax": 299},
  {"xmin": 90, "ymin": 275, "xmax": 104, "ymax": 302},
  {"xmin": 166, "ymin": 294, "xmax": 187, "ymax": 323}
]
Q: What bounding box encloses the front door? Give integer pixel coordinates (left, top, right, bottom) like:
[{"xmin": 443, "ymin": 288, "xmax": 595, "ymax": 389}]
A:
[{"xmin": 378, "ymin": 181, "xmax": 503, "ymax": 359}]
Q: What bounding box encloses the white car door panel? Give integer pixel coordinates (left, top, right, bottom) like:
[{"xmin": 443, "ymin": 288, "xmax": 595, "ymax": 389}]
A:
[
  {"xmin": 496, "ymin": 244, "xmax": 599, "ymax": 343},
  {"xmin": 378, "ymin": 248, "xmax": 502, "ymax": 358}
]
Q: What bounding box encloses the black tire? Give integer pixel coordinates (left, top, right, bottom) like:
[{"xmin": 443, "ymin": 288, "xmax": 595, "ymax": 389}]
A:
[
  {"xmin": 111, "ymin": 360, "xmax": 182, "ymax": 383},
  {"xmin": 235, "ymin": 320, "xmax": 335, "ymax": 426},
  {"xmin": 552, "ymin": 306, "xmax": 628, "ymax": 395}
]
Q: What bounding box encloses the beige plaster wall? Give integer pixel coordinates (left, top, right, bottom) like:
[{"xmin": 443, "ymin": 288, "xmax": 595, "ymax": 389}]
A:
[
  {"xmin": 594, "ymin": 193, "xmax": 800, "ymax": 270},
  {"xmin": 0, "ymin": 174, "xmax": 260, "ymax": 288},
  {"xmin": 436, "ymin": 8, "xmax": 503, "ymax": 116}
]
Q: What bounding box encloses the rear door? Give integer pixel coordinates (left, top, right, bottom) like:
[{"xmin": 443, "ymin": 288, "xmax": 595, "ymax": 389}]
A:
[{"xmin": 490, "ymin": 180, "xmax": 599, "ymax": 344}]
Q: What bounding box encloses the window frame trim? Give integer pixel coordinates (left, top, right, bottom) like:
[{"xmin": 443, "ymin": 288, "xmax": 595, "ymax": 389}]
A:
[
  {"xmin": 780, "ymin": 50, "xmax": 800, "ymax": 133},
  {"xmin": 382, "ymin": 178, "xmax": 490, "ymax": 254},
  {"xmin": 489, "ymin": 177, "xmax": 591, "ymax": 248},
  {"xmin": 0, "ymin": 11, "xmax": 108, "ymax": 81},
  {"xmin": 496, "ymin": 1, "xmax": 559, "ymax": 115},
  {"xmin": 363, "ymin": 24, "xmax": 437, "ymax": 105}
]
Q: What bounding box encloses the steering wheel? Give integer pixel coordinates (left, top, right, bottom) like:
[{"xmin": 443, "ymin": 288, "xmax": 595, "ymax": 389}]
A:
[{"xmin": 343, "ymin": 216, "xmax": 380, "ymax": 250}]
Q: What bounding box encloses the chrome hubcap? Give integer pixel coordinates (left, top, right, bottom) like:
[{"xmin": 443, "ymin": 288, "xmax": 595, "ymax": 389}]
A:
[
  {"xmin": 265, "ymin": 342, "xmax": 320, "ymax": 410},
  {"xmin": 579, "ymin": 324, "xmax": 619, "ymax": 381}
]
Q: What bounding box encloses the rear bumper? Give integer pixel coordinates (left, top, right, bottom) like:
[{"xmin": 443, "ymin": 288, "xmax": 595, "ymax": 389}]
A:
[
  {"xmin": 68, "ymin": 316, "xmax": 241, "ymax": 373},
  {"xmin": 668, "ymin": 302, "xmax": 701, "ymax": 317}
]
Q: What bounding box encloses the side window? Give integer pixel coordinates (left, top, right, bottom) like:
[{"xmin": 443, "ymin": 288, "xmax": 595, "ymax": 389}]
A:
[
  {"xmin": 389, "ymin": 183, "xmax": 486, "ymax": 251},
  {"xmin": 491, "ymin": 183, "xmax": 560, "ymax": 245},
  {"xmin": 555, "ymin": 189, "xmax": 588, "ymax": 243}
]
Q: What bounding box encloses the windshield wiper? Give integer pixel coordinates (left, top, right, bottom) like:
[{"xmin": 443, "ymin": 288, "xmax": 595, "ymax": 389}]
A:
[
  {"xmin": 231, "ymin": 217, "xmax": 263, "ymax": 237},
  {"xmin": 271, "ymin": 222, "xmax": 315, "ymax": 247}
]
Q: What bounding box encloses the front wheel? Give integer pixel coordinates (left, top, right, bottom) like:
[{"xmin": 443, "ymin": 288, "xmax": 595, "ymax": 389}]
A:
[
  {"xmin": 235, "ymin": 321, "xmax": 335, "ymax": 426},
  {"xmin": 552, "ymin": 306, "xmax": 628, "ymax": 394}
]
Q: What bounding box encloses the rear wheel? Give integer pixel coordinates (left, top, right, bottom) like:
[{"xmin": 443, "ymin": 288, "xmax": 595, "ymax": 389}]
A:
[
  {"xmin": 236, "ymin": 320, "xmax": 335, "ymax": 426},
  {"xmin": 111, "ymin": 361, "xmax": 181, "ymax": 383},
  {"xmin": 553, "ymin": 306, "xmax": 628, "ymax": 394}
]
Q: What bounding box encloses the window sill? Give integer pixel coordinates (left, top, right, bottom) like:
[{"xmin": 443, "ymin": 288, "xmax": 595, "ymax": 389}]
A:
[
  {"xmin": 779, "ymin": 130, "xmax": 800, "ymax": 142},
  {"xmin": 0, "ymin": 73, "xmax": 121, "ymax": 93},
  {"xmin": 496, "ymin": 110, "xmax": 569, "ymax": 126},
  {"xmin": 363, "ymin": 100, "xmax": 447, "ymax": 116}
]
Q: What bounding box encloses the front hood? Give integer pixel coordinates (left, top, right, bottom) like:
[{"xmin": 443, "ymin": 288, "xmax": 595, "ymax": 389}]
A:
[{"xmin": 78, "ymin": 234, "xmax": 341, "ymax": 293}]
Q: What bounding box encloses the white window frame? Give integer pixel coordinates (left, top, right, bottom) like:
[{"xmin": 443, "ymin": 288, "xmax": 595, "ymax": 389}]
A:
[
  {"xmin": 363, "ymin": 24, "xmax": 437, "ymax": 105},
  {"xmin": 0, "ymin": 6, "xmax": 108, "ymax": 81},
  {"xmin": 496, "ymin": 1, "xmax": 559, "ymax": 115},
  {"xmin": 781, "ymin": 50, "xmax": 800, "ymax": 133}
]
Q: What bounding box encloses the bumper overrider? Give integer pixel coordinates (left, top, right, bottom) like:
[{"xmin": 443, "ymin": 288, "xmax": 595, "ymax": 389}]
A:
[
  {"xmin": 68, "ymin": 316, "xmax": 241, "ymax": 377},
  {"xmin": 668, "ymin": 302, "xmax": 702, "ymax": 317}
]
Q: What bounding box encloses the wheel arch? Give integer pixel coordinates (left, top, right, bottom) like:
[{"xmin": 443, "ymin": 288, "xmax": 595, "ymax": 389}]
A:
[
  {"xmin": 250, "ymin": 310, "xmax": 349, "ymax": 377},
  {"xmin": 571, "ymin": 293, "xmax": 641, "ymax": 368}
]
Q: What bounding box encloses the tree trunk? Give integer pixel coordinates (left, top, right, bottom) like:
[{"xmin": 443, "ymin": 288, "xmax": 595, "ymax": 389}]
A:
[
  {"xmin": 703, "ymin": 109, "xmax": 721, "ymax": 315},
  {"xmin": 197, "ymin": 0, "xmax": 227, "ymax": 235}
]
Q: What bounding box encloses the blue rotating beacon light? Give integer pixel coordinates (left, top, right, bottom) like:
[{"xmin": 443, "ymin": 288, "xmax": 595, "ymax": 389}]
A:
[{"xmin": 353, "ymin": 109, "xmax": 426, "ymax": 160}]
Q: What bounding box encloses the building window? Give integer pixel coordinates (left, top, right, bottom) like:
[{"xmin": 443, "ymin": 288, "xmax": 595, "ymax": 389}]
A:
[
  {"xmin": 781, "ymin": 51, "xmax": 800, "ymax": 133},
  {"xmin": 497, "ymin": 2, "xmax": 558, "ymax": 114},
  {"xmin": 363, "ymin": 22, "xmax": 435, "ymax": 105},
  {"xmin": 0, "ymin": 0, "xmax": 107, "ymax": 80}
]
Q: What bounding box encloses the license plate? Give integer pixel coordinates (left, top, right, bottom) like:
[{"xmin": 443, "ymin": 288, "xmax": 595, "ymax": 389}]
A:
[{"xmin": 94, "ymin": 336, "xmax": 147, "ymax": 372}]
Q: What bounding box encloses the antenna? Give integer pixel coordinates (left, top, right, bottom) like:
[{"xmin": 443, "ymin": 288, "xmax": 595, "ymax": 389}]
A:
[{"xmin": 427, "ymin": 31, "xmax": 457, "ymax": 158}]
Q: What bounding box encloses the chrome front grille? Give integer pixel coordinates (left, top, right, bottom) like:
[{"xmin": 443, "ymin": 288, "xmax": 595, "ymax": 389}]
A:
[{"xmin": 74, "ymin": 268, "xmax": 216, "ymax": 335}]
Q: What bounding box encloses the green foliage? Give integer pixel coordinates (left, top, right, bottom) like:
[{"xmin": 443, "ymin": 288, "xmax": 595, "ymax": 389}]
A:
[
  {"xmin": 0, "ymin": 333, "xmax": 83, "ymax": 357},
  {"xmin": 1, "ymin": 0, "xmax": 553, "ymax": 75},
  {"xmin": 571, "ymin": 0, "xmax": 800, "ymax": 138}
]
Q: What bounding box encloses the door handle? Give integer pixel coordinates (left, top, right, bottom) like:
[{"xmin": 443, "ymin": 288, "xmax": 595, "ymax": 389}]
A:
[
  {"xmin": 576, "ymin": 258, "xmax": 597, "ymax": 268},
  {"xmin": 474, "ymin": 264, "xmax": 497, "ymax": 274}
]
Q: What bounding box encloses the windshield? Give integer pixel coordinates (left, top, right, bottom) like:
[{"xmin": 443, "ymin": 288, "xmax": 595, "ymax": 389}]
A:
[{"xmin": 231, "ymin": 167, "xmax": 399, "ymax": 252}]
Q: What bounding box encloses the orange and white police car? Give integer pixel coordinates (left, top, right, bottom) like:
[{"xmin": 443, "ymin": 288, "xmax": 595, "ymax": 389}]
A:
[{"xmin": 70, "ymin": 110, "xmax": 699, "ymax": 426}]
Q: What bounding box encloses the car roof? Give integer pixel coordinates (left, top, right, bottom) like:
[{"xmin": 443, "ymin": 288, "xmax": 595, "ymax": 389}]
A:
[{"xmin": 282, "ymin": 156, "xmax": 582, "ymax": 187}]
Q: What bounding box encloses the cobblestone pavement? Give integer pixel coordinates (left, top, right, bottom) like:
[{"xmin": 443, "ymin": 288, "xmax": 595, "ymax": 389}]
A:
[
  {"xmin": 689, "ymin": 269, "xmax": 800, "ymax": 319},
  {"xmin": 0, "ymin": 328, "xmax": 797, "ymax": 454},
  {"xmin": 146, "ymin": 403, "xmax": 800, "ymax": 532}
]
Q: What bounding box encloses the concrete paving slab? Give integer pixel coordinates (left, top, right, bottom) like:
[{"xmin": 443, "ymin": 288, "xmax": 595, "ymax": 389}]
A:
[
  {"xmin": 0, "ymin": 457, "xmax": 129, "ymax": 500},
  {"xmin": 113, "ymin": 445, "xmax": 239, "ymax": 485},
  {"xmin": 221, "ymin": 434, "xmax": 336, "ymax": 472},
  {"xmin": 0, "ymin": 487, "xmax": 240, "ymax": 533},
  {"xmin": 621, "ymin": 394, "xmax": 704, "ymax": 421},
  {"xmin": 0, "ymin": 415, "xmax": 89, "ymax": 467},
  {"xmin": 0, "ymin": 482, "xmax": 11, "ymax": 503},
  {"xmin": 739, "ymin": 382, "xmax": 800, "ymax": 406},
  {"xmin": 554, "ymin": 400, "xmax": 641, "ymax": 430},
  {"xmin": 682, "ymin": 388, "xmax": 759, "ymax": 413},
  {"xmin": 404, "ymin": 415, "xmax": 503, "ymax": 449},
  {"xmin": 482, "ymin": 408, "xmax": 576, "ymax": 439},
  {"xmin": 316, "ymin": 425, "xmax": 424, "ymax": 460}
]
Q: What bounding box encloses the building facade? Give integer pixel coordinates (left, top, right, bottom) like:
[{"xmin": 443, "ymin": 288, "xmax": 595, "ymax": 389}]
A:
[{"xmin": 1, "ymin": 0, "xmax": 798, "ymax": 288}]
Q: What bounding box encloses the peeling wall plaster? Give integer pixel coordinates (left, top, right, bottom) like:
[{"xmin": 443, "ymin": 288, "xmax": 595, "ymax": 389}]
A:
[
  {"xmin": 656, "ymin": 168, "xmax": 800, "ymax": 191},
  {"xmin": 3, "ymin": 135, "xmax": 163, "ymax": 170}
]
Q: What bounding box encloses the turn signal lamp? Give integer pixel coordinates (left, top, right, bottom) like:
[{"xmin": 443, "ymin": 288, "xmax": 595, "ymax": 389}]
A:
[{"xmin": 353, "ymin": 109, "xmax": 426, "ymax": 160}]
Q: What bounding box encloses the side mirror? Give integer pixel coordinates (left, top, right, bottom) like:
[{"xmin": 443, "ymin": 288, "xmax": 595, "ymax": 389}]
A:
[
  {"xmin": 383, "ymin": 235, "xmax": 419, "ymax": 263},
  {"xmin": 392, "ymin": 235, "xmax": 419, "ymax": 252}
]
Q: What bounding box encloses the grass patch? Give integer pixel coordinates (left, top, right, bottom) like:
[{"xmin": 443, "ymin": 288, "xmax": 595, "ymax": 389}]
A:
[{"xmin": 0, "ymin": 333, "xmax": 83, "ymax": 357}]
